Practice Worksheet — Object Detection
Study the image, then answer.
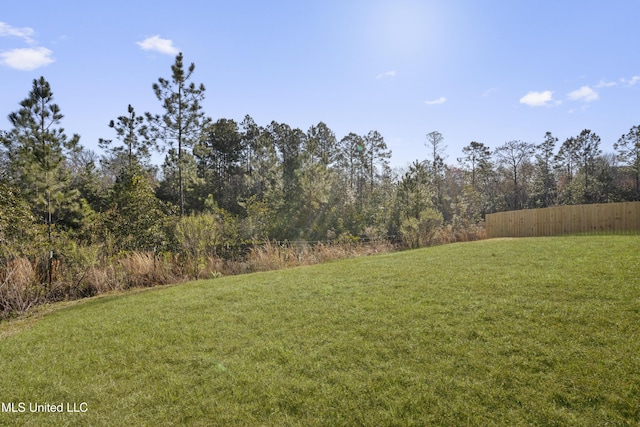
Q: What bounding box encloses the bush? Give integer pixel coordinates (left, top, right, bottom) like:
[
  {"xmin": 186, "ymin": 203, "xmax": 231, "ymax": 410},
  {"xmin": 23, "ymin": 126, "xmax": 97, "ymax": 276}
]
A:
[
  {"xmin": 0, "ymin": 257, "xmax": 42, "ymax": 318},
  {"xmin": 174, "ymin": 213, "xmax": 225, "ymax": 279},
  {"xmin": 400, "ymin": 208, "xmax": 443, "ymax": 248}
]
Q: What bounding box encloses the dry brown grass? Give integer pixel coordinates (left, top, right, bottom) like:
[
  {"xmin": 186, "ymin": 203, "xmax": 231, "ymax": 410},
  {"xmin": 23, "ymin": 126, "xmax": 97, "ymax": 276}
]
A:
[
  {"xmin": 0, "ymin": 222, "xmax": 487, "ymax": 319},
  {"xmin": 0, "ymin": 251, "xmax": 179, "ymax": 320},
  {"xmin": 432, "ymin": 221, "xmax": 487, "ymax": 245},
  {"xmin": 116, "ymin": 252, "xmax": 173, "ymax": 288},
  {"xmin": 243, "ymin": 240, "xmax": 396, "ymax": 273},
  {"xmin": 0, "ymin": 258, "xmax": 42, "ymax": 317}
]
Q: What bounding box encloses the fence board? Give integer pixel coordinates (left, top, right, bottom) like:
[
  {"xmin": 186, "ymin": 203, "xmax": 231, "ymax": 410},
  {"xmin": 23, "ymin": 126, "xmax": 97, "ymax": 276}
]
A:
[{"xmin": 485, "ymin": 201, "xmax": 640, "ymax": 238}]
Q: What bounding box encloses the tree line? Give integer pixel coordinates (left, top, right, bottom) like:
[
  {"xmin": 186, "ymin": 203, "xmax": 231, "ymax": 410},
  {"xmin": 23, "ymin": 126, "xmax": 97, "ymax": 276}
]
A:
[{"xmin": 1, "ymin": 52, "xmax": 639, "ymax": 301}]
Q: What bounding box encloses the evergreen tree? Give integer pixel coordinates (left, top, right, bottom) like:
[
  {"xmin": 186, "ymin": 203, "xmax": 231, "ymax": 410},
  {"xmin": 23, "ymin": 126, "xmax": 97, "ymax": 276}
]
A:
[
  {"xmin": 156, "ymin": 147, "xmax": 202, "ymax": 213},
  {"xmin": 268, "ymin": 121, "xmax": 304, "ymax": 202},
  {"xmin": 296, "ymin": 161, "xmax": 340, "ymax": 240},
  {"xmin": 458, "ymin": 141, "xmax": 497, "ymax": 219},
  {"xmin": 530, "ymin": 132, "xmax": 558, "ymax": 207},
  {"xmin": 338, "ymin": 133, "xmax": 366, "ymax": 194},
  {"xmin": 67, "ymin": 149, "xmax": 109, "ymax": 217},
  {"xmin": 102, "ymin": 166, "xmax": 171, "ymax": 254},
  {"xmin": 458, "ymin": 141, "xmax": 491, "ymax": 189},
  {"xmin": 590, "ymin": 153, "xmax": 620, "ymax": 203},
  {"xmin": 555, "ymin": 136, "xmax": 578, "ymax": 204},
  {"xmin": 267, "ymin": 121, "xmax": 307, "ymax": 238},
  {"xmin": 306, "ymin": 121, "xmax": 338, "ymax": 166},
  {"xmin": 425, "ymin": 131, "xmax": 447, "ymax": 217},
  {"xmin": 240, "ymin": 121, "xmax": 280, "ymax": 208},
  {"xmin": 0, "ymin": 182, "xmax": 38, "ymax": 259},
  {"xmin": 99, "ymin": 104, "xmax": 154, "ymax": 170},
  {"xmin": 614, "ymin": 125, "xmax": 640, "ymax": 201},
  {"xmin": 1, "ymin": 77, "xmax": 82, "ymax": 287},
  {"xmin": 193, "ymin": 118, "xmax": 243, "ymax": 213},
  {"xmin": 395, "ymin": 161, "xmax": 442, "ymax": 247},
  {"xmin": 364, "ymin": 130, "xmax": 391, "ymax": 194},
  {"xmin": 147, "ymin": 53, "xmax": 210, "ymax": 216},
  {"xmin": 425, "ymin": 131, "xmax": 446, "ymax": 175},
  {"xmin": 240, "ymin": 115, "xmax": 261, "ymax": 176},
  {"xmin": 574, "ymin": 129, "xmax": 602, "ymax": 203}
]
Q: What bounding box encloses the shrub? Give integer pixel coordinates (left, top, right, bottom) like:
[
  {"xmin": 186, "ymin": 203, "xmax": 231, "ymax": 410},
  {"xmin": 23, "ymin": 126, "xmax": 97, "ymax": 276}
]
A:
[
  {"xmin": 0, "ymin": 257, "xmax": 41, "ymax": 318},
  {"xmin": 400, "ymin": 208, "xmax": 444, "ymax": 248}
]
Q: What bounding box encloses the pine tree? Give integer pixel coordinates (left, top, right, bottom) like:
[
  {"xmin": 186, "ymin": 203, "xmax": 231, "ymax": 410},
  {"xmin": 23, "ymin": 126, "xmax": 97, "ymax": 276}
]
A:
[
  {"xmin": 458, "ymin": 141, "xmax": 495, "ymax": 219},
  {"xmin": 99, "ymin": 104, "xmax": 154, "ymax": 171},
  {"xmin": 364, "ymin": 130, "xmax": 391, "ymax": 194},
  {"xmin": 532, "ymin": 132, "xmax": 558, "ymax": 207},
  {"xmin": 574, "ymin": 129, "xmax": 602, "ymax": 203},
  {"xmin": 425, "ymin": 131, "xmax": 447, "ymax": 217},
  {"xmin": 1, "ymin": 77, "xmax": 81, "ymax": 287},
  {"xmin": 306, "ymin": 122, "xmax": 338, "ymax": 166},
  {"xmin": 614, "ymin": 125, "xmax": 640, "ymax": 201},
  {"xmin": 338, "ymin": 133, "xmax": 366, "ymax": 194},
  {"xmin": 147, "ymin": 53, "xmax": 210, "ymax": 216},
  {"xmin": 458, "ymin": 141, "xmax": 492, "ymax": 190},
  {"xmin": 103, "ymin": 165, "xmax": 170, "ymax": 254}
]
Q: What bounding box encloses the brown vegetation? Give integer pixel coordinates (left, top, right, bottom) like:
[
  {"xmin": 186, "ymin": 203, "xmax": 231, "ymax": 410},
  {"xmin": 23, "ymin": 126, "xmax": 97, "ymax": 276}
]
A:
[{"xmin": 0, "ymin": 223, "xmax": 486, "ymax": 320}]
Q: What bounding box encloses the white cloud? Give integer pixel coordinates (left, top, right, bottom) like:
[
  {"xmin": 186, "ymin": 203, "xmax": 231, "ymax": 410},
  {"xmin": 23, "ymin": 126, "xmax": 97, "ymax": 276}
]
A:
[
  {"xmin": 519, "ymin": 91, "xmax": 554, "ymax": 107},
  {"xmin": 0, "ymin": 22, "xmax": 55, "ymax": 71},
  {"xmin": 568, "ymin": 86, "xmax": 599, "ymax": 102},
  {"xmin": 0, "ymin": 22, "xmax": 35, "ymax": 44},
  {"xmin": 0, "ymin": 47, "xmax": 54, "ymax": 70},
  {"xmin": 137, "ymin": 35, "xmax": 179, "ymax": 55},
  {"xmin": 424, "ymin": 97, "xmax": 447, "ymax": 105},
  {"xmin": 376, "ymin": 70, "xmax": 396, "ymax": 79},
  {"xmin": 593, "ymin": 76, "xmax": 640, "ymax": 88},
  {"xmin": 595, "ymin": 80, "xmax": 617, "ymax": 88},
  {"xmin": 621, "ymin": 76, "xmax": 640, "ymax": 86}
]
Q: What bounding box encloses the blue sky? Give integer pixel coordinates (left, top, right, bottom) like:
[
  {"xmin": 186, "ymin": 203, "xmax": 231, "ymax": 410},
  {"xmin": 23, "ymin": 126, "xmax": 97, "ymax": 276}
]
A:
[{"xmin": 1, "ymin": 0, "xmax": 639, "ymax": 168}]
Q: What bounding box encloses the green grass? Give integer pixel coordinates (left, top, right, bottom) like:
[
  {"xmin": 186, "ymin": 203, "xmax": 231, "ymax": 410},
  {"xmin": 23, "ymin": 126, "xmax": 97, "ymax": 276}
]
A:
[{"xmin": 0, "ymin": 236, "xmax": 639, "ymax": 426}]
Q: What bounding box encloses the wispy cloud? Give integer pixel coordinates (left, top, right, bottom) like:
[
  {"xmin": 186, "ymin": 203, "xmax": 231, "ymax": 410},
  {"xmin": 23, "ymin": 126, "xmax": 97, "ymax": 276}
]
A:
[
  {"xmin": 592, "ymin": 75, "xmax": 639, "ymax": 89},
  {"xmin": 621, "ymin": 75, "xmax": 640, "ymax": 86},
  {"xmin": 0, "ymin": 22, "xmax": 35, "ymax": 44},
  {"xmin": 424, "ymin": 96, "xmax": 447, "ymax": 105},
  {"xmin": 482, "ymin": 87, "xmax": 498, "ymax": 97},
  {"xmin": 595, "ymin": 80, "xmax": 617, "ymax": 88},
  {"xmin": 137, "ymin": 35, "xmax": 179, "ymax": 55},
  {"xmin": 568, "ymin": 86, "xmax": 599, "ymax": 102},
  {"xmin": 519, "ymin": 91, "xmax": 555, "ymax": 107},
  {"xmin": 376, "ymin": 70, "xmax": 396, "ymax": 79},
  {"xmin": 0, "ymin": 47, "xmax": 54, "ymax": 70}
]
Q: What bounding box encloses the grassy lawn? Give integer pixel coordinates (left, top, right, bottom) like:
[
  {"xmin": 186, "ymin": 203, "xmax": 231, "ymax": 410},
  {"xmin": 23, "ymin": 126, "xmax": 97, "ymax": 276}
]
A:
[{"xmin": 0, "ymin": 236, "xmax": 639, "ymax": 426}]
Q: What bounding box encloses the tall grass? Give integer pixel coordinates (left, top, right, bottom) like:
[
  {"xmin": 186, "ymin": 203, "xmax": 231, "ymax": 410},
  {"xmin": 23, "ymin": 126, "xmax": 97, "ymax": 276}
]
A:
[
  {"xmin": 0, "ymin": 251, "xmax": 178, "ymax": 319},
  {"xmin": 245, "ymin": 239, "xmax": 395, "ymax": 272},
  {"xmin": 0, "ymin": 223, "xmax": 484, "ymax": 319},
  {"xmin": 0, "ymin": 240, "xmax": 399, "ymax": 319},
  {"xmin": 0, "ymin": 258, "xmax": 40, "ymax": 315}
]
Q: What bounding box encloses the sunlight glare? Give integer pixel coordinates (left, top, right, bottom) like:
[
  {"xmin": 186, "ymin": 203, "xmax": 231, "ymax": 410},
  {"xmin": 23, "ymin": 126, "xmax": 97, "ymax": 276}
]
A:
[{"xmin": 365, "ymin": 0, "xmax": 440, "ymax": 61}]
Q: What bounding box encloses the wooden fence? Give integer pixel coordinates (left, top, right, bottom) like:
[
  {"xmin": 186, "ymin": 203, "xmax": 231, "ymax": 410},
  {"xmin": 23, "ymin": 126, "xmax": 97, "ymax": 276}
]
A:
[{"xmin": 485, "ymin": 201, "xmax": 640, "ymax": 238}]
